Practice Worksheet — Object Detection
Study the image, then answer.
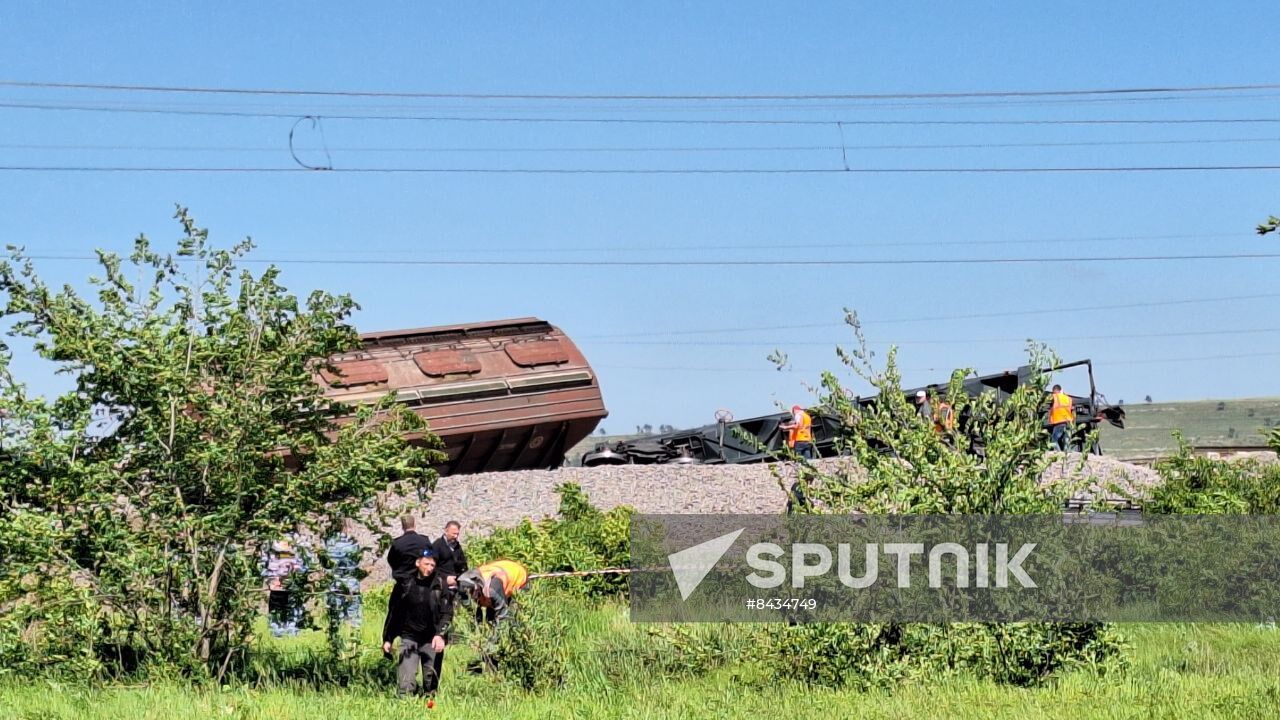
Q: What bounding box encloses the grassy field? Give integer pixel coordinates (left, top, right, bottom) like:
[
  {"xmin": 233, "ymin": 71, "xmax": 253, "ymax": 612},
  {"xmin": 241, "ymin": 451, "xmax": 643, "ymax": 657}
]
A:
[
  {"xmin": 1099, "ymin": 397, "xmax": 1280, "ymax": 459},
  {"xmin": 4, "ymin": 597, "xmax": 1280, "ymax": 720}
]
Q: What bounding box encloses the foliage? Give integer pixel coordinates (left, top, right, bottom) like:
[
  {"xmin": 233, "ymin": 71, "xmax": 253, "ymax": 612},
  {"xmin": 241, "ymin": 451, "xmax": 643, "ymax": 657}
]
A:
[
  {"xmin": 1147, "ymin": 431, "xmax": 1280, "ymax": 514},
  {"xmin": 467, "ymin": 483, "xmax": 632, "ymax": 598},
  {"xmin": 760, "ymin": 312, "xmax": 1121, "ymax": 687},
  {"xmin": 485, "ymin": 586, "xmax": 572, "ymax": 692},
  {"xmin": 1258, "ymin": 215, "xmax": 1279, "ymax": 236},
  {"xmin": 789, "ymin": 312, "xmax": 1068, "ymax": 514},
  {"xmin": 0, "ymin": 208, "xmax": 443, "ymax": 680},
  {"xmin": 595, "ymin": 622, "xmax": 765, "ymax": 683},
  {"xmin": 456, "ymin": 486, "xmax": 635, "ymax": 691},
  {"xmin": 770, "ymin": 622, "xmax": 1124, "ymax": 689}
]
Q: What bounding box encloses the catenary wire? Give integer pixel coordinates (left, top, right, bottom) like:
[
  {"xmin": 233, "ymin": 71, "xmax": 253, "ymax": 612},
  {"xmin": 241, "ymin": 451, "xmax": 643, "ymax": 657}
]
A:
[
  {"xmin": 3, "ymin": 164, "xmax": 1280, "ymax": 174},
  {"xmin": 10, "ymin": 91, "xmax": 1280, "ymax": 114},
  {"xmin": 4, "ymin": 101, "xmax": 1280, "ymax": 126},
  {"xmin": 586, "ymin": 327, "xmax": 1280, "ymax": 347},
  {"xmin": 5, "ymin": 78, "xmax": 1280, "ymax": 101},
  {"xmin": 580, "ymin": 292, "xmax": 1280, "ymax": 339},
  {"xmin": 16, "ymin": 252, "xmax": 1280, "ymax": 266},
  {"xmin": 3, "ymin": 137, "xmax": 1279, "ymax": 153},
  {"xmin": 596, "ymin": 350, "xmax": 1280, "ymax": 374},
  {"xmin": 18, "ymin": 232, "xmax": 1248, "ymax": 256}
]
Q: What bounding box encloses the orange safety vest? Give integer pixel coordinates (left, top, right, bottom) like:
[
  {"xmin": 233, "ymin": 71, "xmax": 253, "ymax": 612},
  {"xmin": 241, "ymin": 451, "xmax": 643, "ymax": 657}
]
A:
[
  {"xmin": 1049, "ymin": 391, "xmax": 1074, "ymax": 425},
  {"xmin": 934, "ymin": 401, "xmax": 956, "ymax": 432},
  {"xmin": 788, "ymin": 410, "xmax": 813, "ymax": 446},
  {"xmin": 477, "ymin": 560, "xmax": 529, "ymax": 597}
]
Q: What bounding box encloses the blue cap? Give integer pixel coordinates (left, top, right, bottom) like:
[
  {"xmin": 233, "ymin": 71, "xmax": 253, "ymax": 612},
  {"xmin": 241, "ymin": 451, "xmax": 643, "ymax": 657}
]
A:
[{"xmin": 420, "ymin": 549, "xmax": 434, "ymax": 558}]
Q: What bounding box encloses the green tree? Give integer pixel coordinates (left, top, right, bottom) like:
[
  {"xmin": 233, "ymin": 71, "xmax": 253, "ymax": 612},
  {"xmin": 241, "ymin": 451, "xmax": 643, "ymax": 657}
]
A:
[
  {"xmin": 0, "ymin": 208, "xmax": 442, "ymax": 680},
  {"xmin": 766, "ymin": 312, "xmax": 1121, "ymax": 687},
  {"xmin": 788, "ymin": 312, "xmax": 1068, "ymax": 514}
]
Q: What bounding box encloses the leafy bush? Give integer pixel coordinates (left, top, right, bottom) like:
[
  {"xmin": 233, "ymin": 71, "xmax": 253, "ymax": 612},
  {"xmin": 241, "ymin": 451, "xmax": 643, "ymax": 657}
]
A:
[
  {"xmin": 771, "ymin": 623, "xmax": 916, "ymax": 689},
  {"xmin": 591, "ymin": 623, "xmax": 766, "ymax": 685},
  {"xmin": 0, "ymin": 573, "xmax": 105, "ymax": 679},
  {"xmin": 1148, "ymin": 432, "xmax": 1280, "ymax": 514},
  {"xmin": 768, "ymin": 622, "xmax": 1124, "ymax": 689},
  {"xmin": 761, "ymin": 317, "xmax": 1122, "ymax": 687},
  {"xmin": 486, "ymin": 586, "xmax": 571, "ymax": 692},
  {"xmin": 0, "ymin": 211, "xmax": 441, "ymax": 681},
  {"xmin": 467, "ymin": 483, "xmax": 632, "ymax": 599},
  {"xmin": 796, "ymin": 327, "xmax": 1068, "ymax": 514}
]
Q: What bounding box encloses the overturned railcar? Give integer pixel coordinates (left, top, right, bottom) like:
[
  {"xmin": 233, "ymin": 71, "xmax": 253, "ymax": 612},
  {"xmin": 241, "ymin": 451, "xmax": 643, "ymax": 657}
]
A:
[
  {"xmin": 319, "ymin": 318, "xmax": 607, "ymax": 475},
  {"xmin": 582, "ymin": 359, "xmax": 1124, "ymax": 466}
]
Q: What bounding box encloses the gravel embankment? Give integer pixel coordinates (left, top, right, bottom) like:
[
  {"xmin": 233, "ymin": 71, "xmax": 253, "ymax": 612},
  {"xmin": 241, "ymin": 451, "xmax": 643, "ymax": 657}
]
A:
[
  {"xmin": 1040, "ymin": 452, "xmax": 1162, "ymax": 503},
  {"xmin": 351, "ymin": 454, "xmax": 1160, "ymax": 585}
]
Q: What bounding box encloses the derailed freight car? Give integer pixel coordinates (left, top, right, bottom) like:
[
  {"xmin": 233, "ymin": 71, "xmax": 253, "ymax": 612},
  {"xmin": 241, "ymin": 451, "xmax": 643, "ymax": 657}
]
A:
[
  {"xmin": 318, "ymin": 317, "xmax": 607, "ymax": 475},
  {"xmin": 581, "ymin": 359, "xmax": 1124, "ymax": 466}
]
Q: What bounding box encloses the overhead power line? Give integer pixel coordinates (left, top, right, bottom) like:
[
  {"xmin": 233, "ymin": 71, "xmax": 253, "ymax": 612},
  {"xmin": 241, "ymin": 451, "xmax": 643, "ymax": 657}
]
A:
[
  {"xmin": 598, "ymin": 349, "xmax": 1280, "ymax": 374},
  {"xmin": 21, "ymin": 231, "xmax": 1245, "ymax": 257},
  {"xmin": 3, "ymin": 101, "xmax": 1280, "ymax": 127},
  {"xmin": 3, "ymin": 137, "xmax": 1278, "ymax": 154},
  {"xmin": 17, "ymin": 252, "xmax": 1280, "ymax": 266},
  {"xmin": 587, "ymin": 327, "xmax": 1280, "ymax": 347},
  {"xmin": 581, "ymin": 292, "xmax": 1280, "ymax": 339},
  {"xmin": 3, "ymin": 164, "xmax": 1280, "ymax": 174},
  {"xmin": 10, "ymin": 92, "xmax": 1280, "ymax": 115},
  {"xmin": 4, "ymin": 78, "xmax": 1280, "ymax": 101}
]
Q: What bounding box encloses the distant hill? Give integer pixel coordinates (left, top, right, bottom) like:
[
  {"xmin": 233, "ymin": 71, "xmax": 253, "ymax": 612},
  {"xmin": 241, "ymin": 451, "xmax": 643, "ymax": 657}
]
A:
[
  {"xmin": 566, "ymin": 398, "xmax": 1280, "ymax": 466},
  {"xmin": 1099, "ymin": 397, "xmax": 1280, "ymax": 459}
]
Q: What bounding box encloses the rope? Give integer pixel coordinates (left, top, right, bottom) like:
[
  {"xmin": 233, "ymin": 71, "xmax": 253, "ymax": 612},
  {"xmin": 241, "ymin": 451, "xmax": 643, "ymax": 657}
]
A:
[{"xmin": 526, "ymin": 567, "xmax": 639, "ymax": 580}]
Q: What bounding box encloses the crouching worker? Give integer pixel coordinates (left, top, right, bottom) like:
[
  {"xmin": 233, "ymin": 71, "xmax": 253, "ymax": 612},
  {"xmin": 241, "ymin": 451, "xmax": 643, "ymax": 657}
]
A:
[
  {"xmin": 456, "ymin": 559, "xmax": 529, "ymax": 625},
  {"xmin": 382, "ymin": 549, "xmax": 453, "ymax": 696}
]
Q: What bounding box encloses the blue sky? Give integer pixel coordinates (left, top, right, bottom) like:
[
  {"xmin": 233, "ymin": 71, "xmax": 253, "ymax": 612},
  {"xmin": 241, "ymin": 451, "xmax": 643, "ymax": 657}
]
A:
[{"xmin": 1, "ymin": 2, "xmax": 1278, "ymax": 432}]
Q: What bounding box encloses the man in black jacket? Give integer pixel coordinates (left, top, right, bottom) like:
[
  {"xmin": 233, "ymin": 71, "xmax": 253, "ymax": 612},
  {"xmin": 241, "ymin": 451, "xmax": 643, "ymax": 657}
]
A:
[
  {"xmin": 385, "ymin": 515, "xmax": 431, "ymax": 618},
  {"xmin": 382, "ymin": 549, "xmax": 453, "ymax": 696},
  {"xmin": 386, "ymin": 515, "xmax": 432, "ymax": 582},
  {"xmin": 430, "ymin": 520, "xmax": 468, "ymax": 589}
]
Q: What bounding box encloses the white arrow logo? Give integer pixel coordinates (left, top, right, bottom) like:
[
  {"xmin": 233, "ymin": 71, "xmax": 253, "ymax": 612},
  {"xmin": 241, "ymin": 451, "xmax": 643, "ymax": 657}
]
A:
[{"xmin": 668, "ymin": 528, "xmax": 744, "ymax": 600}]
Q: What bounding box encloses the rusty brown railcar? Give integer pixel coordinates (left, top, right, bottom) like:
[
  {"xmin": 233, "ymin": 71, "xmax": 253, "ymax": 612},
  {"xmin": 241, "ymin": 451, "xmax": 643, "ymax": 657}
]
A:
[{"xmin": 317, "ymin": 317, "xmax": 606, "ymax": 475}]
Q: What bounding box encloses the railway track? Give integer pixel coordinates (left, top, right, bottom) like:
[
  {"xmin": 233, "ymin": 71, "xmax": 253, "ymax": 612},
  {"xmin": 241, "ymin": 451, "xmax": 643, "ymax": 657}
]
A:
[{"xmin": 1121, "ymin": 444, "xmax": 1274, "ymax": 466}]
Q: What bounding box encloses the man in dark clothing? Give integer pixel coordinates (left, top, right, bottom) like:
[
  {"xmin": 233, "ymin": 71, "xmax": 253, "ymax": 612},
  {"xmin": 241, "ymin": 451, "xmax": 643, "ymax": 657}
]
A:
[
  {"xmin": 386, "ymin": 514, "xmax": 431, "ymax": 620},
  {"xmin": 430, "ymin": 520, "xmax": 468, "ymax": 589},
  {"xmin": 386, "ymin": 514, "xmax": 432, "ymax": 581},
  {"xmin": 382, "ymin": 549, "xmax": 453, "ymax": 696}
]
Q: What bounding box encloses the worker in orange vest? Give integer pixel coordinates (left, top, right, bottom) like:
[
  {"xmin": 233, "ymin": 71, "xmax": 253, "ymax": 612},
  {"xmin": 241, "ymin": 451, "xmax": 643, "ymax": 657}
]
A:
[
  {"xmin": 456, "ymin": 559, "xmax": 529, "ymax": 624},
  {"xmin": 933, "ymin": 399, "xmax": 956, "ymax": 433},
  {"xmin": 1048, "ymin": 384, "xmax": 1075, "ymax": 451},
  {"xmin": 780, "ymin": 405, "xmax": 816, "ymax": 460},
  {"xmin": 780, "ymin": 405, "xmax": 816, "ymax": 514}
]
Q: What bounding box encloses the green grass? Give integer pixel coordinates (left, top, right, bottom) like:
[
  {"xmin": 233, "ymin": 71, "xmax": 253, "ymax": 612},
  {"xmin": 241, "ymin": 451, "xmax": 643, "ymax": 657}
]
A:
[
  {"xmin": 1100, "ymin": 397, "xmax": 1280, "ymax": 459},
  {"xmin": 4, "ymin": 598, "xmax": 1280, "ymax": 719}
]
